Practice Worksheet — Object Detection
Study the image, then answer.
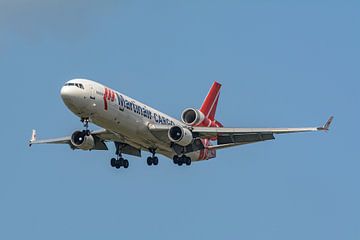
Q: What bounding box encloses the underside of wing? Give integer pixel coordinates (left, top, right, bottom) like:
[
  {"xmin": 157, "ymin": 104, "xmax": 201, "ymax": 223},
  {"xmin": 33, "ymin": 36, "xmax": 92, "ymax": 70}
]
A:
[
  {"xmin": 192, "ymin": 116, "xmax": 333, "ymax": 149},
  {"xmin": 147, "ymin": 124, "xmax": 172, "ymax": 144},
  {"xmin": 192, "ymin": 127, "xmax": 319, "ymax": 139},
  {"xmin": 29, "ymin": 128, "xmax": 143, "ymax": 157},
  {"xmin": 29, "ymin": 136, "xmax": 71, "ymax": 145},
  {"xmin": 29, "ymin": 131, "xmax": 108, "ymax": 150},
  {"xmin": 148, "ymin": 116, "xmax": 333, "ymax": 152}
]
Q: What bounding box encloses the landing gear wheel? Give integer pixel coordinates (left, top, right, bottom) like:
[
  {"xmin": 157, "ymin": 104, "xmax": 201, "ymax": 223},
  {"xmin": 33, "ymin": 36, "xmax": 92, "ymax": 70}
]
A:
[
  {"xmin": 153, "ymin": 157, "xmax": 159, "ymax": 166},
  {"xmin": 110, "ymin": 158, "xmax": 116, "ymax": 167},
  {"xmin": 173, "ymin": 156, "xmax": 179, "ymax": 164},
  {"xmin": 124, "ymin": 159, "xmax": 129, "ymax": 168},
  {"xmin": 174, "ymin": 155, "xmax": 191, "ymax": 166},
  {"xmin": 118, "ymin": 158, "xmax": 125, "ymax": 167},
  {"xmin": 115, "ymin": 163, "xmax": 121, "ymax": 169},
  {"xmin": 147, "ymin": 157, "xmax": 153, "ymax": 166}
]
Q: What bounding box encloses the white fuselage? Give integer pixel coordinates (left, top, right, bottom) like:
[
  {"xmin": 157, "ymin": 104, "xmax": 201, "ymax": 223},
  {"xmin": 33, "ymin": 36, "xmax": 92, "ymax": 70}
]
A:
[{"xmin": 60, "ymin": 79, "xmax": 204, "ymax": 160}]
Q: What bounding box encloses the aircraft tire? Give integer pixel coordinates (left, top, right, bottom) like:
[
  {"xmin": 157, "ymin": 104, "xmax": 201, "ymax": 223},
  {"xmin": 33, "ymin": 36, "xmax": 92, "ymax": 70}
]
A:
[
  {"xmin": 178, "ymin": 159, "xmax": 183, "ymax": 166},
  {"xmin": 185, "ymin": 157, "xmax": 191, "ymax": 166},
  {"xmin": 147, "ymin": 157, "xmax": 153, "ymax": 166},
  {"xmin": 173, "ymin": 156, "xmax": 179, "ymax": 164},
  {"xmin": 153, "ymin": 157, "xmax": 159, "ymax": 165},
  {"xmin": 114, "ymin": 158, "xmax": 123, "ymax": 169},
  {"xmin": 124, "ymin": 159, "xmax": 129, "ymax": 168},
  {"xmin": 110, "ymin": 158, "xmax": 116, "ymax": 167}
]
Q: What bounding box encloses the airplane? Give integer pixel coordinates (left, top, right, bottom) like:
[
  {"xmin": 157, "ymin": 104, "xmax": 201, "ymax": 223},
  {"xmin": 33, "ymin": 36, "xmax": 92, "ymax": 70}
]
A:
[{"xmin": 29, "ymin": 79, "xmax": 333, "ymax": 169}]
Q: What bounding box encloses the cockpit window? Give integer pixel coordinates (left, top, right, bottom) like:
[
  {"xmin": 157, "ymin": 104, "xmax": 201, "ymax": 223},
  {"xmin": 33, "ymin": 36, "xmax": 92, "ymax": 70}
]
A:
[
  {"xmin": 75, "ymin": 83, "xmax": 84, "ymax": 89},
  {"xmin": 65, "ymin": 83, "xmax": 84, "ymax": 89}
]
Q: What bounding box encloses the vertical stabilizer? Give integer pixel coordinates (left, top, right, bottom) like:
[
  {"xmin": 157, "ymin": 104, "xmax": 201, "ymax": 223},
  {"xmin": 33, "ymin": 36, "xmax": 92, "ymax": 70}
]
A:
[{"xmin": 199, "ymin": 81, "xmax": 221, "ymax": 121}]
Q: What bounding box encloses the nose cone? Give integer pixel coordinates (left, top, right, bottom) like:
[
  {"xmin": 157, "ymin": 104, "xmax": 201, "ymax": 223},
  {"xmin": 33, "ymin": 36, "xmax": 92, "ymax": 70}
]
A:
[
  {"xmin": 60, "ymin": 85, "xmax": 72, "ymax": 101},
  {"xmin": 60, "ymin": 83, "xmax": 84, "ymax": 113}
]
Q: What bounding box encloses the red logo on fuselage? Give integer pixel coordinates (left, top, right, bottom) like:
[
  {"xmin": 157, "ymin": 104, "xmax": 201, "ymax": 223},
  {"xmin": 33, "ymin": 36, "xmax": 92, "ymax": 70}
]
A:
[{"xmin": 103, "ymin": 87, "xmax": 116, "ymax": 111}]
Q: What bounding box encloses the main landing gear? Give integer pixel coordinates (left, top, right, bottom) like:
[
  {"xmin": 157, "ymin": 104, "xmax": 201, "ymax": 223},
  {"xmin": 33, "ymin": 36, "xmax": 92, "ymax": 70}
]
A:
[
  {"xmin": 173, "ymin": 155, "xmax": 191, "ymax": 166},
  {"xmin": 147, "ymin": 149, "xmax": 159, "ymax": 166},
  {"xmin": 111, "ymin": 142, "xmax": 129, "ymax": 169},
  {"xmin": 110, "ymin": 157, "xmax": 129, "ymax": 169}
]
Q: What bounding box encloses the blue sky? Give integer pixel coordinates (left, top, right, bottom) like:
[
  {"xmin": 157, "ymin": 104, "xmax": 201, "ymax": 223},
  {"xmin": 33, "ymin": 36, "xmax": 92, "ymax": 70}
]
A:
[{"xmin": 0, "ymin": 0, "xmax": 359, "ymax": 239}]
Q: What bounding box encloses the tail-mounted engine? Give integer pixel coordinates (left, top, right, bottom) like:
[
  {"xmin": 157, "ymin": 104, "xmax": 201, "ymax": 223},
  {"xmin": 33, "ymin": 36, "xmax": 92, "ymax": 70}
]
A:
[
  {"xmin": 181, "ymin": 108, "xmax": 223, "ymax": 128},
  {"xmin": 71, "ymin": 130, "xmax": 95, "ymax": 150},
  {"xmin": 181, "ymin": 108, "xmax": 205, "ymax": 126}
]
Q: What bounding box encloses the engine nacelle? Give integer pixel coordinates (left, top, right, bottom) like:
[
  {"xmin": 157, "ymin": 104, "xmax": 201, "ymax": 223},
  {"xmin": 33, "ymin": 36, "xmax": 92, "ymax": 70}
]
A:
[
  {"xmin": 181, "ymin": 108, "xmax": 223, "ymax": 128},
  {"xmin": 71, "ymin": 131, "xmax": 95, "ymax": 150},
  {"xmin": 181, "ymin": 108, "xmax": 205, "ymax": 126},
  {"xmin": 168, "ymin": 126, "xmax": 193, "ymax": 147}
]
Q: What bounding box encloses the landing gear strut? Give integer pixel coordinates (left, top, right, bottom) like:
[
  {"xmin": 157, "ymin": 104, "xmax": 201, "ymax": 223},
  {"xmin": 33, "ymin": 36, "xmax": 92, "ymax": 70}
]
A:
[
  {"xmin": 147, "ymin": 149, "xmax": 159, "ymax": 166},
  {"xmin": 111, "ymin": 142, "xmax": 129, "ymax": 169},
  {"xmin": 81, "ymin": 118, "xmax": 90, "ymax": 136},
  {"xmin": 173, "ymin": 155, "xmax": 191, "ymax": 166}
]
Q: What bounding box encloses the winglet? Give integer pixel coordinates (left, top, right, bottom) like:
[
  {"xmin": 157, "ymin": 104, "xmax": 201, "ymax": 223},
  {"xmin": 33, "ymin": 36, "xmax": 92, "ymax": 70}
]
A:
[
  {"xmin": 29, "ymin": 129, "xmax": 37, "ymax": 147},
  {"xmin": 318, "ymin": 116, "xmax": 334, "ymax": 131}
]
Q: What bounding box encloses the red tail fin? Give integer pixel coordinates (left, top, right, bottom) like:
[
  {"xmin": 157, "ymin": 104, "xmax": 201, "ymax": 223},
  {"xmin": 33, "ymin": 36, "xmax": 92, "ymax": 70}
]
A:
[{"xmin": 199, "ymin": 81, "xmax": 221, "ymax": 121}]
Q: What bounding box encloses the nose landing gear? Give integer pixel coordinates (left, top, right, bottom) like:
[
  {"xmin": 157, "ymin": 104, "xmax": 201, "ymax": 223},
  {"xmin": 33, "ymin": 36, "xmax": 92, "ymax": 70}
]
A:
[{"xmin": 81, "ymin": 118, "xmax": 91, "ymax": 136}]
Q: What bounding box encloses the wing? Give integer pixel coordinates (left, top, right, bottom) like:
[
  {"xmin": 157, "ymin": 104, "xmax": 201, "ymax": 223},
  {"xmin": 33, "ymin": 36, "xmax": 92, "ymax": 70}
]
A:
[
  {"xmin": 29, "ymin": 129, "xmax": 109, "ymax": 150},
  {"xmin": 149, "ymin": 116, "xmax": 334, "ymax": 150},
  {"xmin": 196, "ymin": 116, "xmax": 333, "ymax": 149},
  {"xmin": 29, "ymin": 128, "xmax": 142, "ymax": 157}
]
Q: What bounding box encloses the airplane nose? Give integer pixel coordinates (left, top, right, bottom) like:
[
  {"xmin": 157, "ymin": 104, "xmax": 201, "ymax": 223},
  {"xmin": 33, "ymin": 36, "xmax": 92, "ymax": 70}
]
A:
[
  {"xmin": 60, "ymin": 86, "xmax": 71, "ymax": 101},
  {"xmin": 60, "ymin": 81, "xmax": 88, "ymax": 116},
  {"xmin": 61, "ymin": 85, "xmax": 79, "ymax": 103}
]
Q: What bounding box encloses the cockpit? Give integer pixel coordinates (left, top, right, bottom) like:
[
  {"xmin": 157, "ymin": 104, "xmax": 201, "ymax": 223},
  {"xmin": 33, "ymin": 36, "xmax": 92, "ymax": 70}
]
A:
[{"xmin": 64, "ymin": 82, "xmax": 84, "ymax": 89}]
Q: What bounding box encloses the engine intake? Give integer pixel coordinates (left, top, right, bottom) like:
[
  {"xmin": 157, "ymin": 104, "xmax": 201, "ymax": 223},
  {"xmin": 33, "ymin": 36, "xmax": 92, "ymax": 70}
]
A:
[
  {"xmin": 181, "ymin": 108, "xmax": 205, "ymax": 126},
  {"xmin": 168, "ymin": 126, "xmax": 193, "ymax": 146},
  {"xmin": 71, "ymin": 130, "xmax": 95, "ymax": 150}
]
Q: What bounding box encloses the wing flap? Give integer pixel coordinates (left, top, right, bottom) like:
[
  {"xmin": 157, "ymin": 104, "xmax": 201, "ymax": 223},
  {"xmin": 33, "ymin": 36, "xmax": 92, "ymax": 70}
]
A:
[{"xmin": 217, "ymin": 133, "xmax": 275, "ymax": 145}]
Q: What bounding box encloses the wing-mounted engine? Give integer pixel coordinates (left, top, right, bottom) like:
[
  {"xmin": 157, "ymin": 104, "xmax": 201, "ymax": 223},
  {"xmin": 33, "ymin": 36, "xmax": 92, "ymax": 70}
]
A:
[
  {"xmin": 168, "ymin": 126, "xmax": 193, "ymax": 147},
  {"xmin": 181, "ymin": 108, "xmax": 223, "ymax": 128},
  {"xmin": 71, "ymin": 130, "xmax": 96, "ymax": 150}
]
